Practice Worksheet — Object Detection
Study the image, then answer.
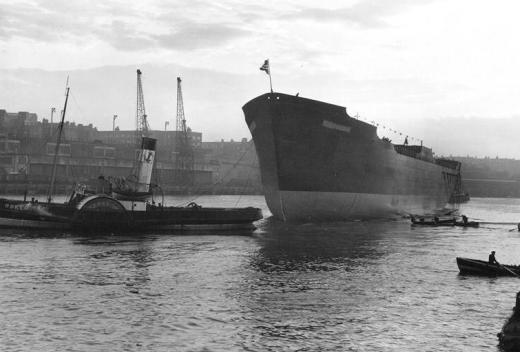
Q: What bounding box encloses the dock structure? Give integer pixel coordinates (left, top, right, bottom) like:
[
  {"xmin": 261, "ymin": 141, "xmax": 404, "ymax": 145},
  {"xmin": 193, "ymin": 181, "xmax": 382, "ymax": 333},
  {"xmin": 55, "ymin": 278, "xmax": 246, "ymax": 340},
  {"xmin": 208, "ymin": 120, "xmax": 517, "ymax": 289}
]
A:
[{"xmin": 0, "ymin": 109, "xmax": 262, "ymax": 195}]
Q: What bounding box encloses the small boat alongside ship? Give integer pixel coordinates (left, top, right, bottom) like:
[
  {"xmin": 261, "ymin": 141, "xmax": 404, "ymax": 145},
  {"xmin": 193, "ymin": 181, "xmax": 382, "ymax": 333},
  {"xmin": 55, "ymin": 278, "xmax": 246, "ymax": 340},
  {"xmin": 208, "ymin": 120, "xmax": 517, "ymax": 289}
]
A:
[
  {"xmin": 410, "ymin": 215, "xmax": 479, "ymax": 227},
  {"xmin": 456, "ymin": 257, "xmax": 520, "ymax": 276}
]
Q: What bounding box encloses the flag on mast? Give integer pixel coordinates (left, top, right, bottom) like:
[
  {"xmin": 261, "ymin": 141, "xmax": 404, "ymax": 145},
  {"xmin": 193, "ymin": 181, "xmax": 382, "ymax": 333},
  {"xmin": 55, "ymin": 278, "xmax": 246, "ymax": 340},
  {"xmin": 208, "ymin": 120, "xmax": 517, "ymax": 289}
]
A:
[
  {"xmin": 259, "ymin": 59, "xmax": 273, "ymax": 93},
  {"xmin": 260, "ymin": 60, "xmax": 270, "ymax": 74}
]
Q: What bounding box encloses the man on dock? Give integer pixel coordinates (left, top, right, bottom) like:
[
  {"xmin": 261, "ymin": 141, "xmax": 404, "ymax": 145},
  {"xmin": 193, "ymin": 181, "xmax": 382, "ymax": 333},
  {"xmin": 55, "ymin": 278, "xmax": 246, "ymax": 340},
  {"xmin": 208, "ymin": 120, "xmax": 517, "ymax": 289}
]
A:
[{"xmin": 489, "ymin": 251, "xmax": 498, "ymax": 265}]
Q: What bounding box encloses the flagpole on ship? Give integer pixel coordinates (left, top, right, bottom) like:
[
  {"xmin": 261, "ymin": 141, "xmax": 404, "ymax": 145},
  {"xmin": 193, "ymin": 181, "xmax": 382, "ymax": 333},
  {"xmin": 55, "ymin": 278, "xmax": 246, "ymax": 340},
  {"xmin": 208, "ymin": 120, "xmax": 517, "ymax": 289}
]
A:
[
  {"xmin": 259, "ymin": 59, "xmax": 273, "ymax": 93},
  {"xmin": 268, "ymin": 64, "xmax": 273, "ymax": 93}
]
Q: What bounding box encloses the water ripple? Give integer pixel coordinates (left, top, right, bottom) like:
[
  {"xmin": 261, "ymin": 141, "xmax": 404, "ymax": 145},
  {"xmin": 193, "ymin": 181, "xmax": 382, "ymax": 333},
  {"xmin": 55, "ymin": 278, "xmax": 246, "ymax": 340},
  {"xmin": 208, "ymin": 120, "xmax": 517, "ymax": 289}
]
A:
[{"xmin": 0, "ymin": 196, "xmax": 518, "ymax": 351}]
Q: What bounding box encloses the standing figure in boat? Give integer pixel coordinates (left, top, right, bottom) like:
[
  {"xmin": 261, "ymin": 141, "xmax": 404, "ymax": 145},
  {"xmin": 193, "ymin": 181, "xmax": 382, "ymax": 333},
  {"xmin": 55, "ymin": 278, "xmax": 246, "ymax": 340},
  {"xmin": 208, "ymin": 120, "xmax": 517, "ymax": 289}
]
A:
[{"xmin": 489, "ymin": 251, "xmax": 498, "ymax": 265}]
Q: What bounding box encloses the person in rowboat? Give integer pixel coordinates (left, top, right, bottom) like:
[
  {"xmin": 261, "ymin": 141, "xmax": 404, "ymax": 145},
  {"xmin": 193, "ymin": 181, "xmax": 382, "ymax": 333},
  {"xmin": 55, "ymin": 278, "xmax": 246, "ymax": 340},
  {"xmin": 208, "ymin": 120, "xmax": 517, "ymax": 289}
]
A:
[{"xmin": 489, "ymin": 251, "xmax": 498, "ymax": 265}]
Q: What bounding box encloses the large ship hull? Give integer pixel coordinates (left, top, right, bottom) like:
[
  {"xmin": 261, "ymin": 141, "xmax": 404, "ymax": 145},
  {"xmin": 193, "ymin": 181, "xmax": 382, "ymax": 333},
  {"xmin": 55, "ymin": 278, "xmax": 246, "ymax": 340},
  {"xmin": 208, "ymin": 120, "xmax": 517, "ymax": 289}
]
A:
[{"xmin": 243, "ymin": 93, "xmax": 463, "ymax": 221}]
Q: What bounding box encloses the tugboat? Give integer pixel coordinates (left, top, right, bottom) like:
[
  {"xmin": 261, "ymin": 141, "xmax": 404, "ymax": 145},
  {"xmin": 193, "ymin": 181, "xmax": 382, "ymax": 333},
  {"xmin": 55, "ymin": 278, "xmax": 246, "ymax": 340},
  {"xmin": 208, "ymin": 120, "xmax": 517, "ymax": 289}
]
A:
[
  {"xmin": 0, "ymin": 137, "xmax": 262, "ymax": 232},
  {"xmin": 69, "ymin": 136, "xmax": 262, "ymax": 231},
  {"xmin": 0, "ymin": 73, "xmax": 262, "ymax": 232}
]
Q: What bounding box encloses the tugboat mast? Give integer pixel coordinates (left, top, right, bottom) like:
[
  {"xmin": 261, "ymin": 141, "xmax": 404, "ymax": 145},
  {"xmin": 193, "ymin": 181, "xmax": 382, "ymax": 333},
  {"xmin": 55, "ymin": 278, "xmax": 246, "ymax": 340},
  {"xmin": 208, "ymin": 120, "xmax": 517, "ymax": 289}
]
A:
[{"xmin": 47, "ymin": 84, "xmax": 70, "ymax": 203}]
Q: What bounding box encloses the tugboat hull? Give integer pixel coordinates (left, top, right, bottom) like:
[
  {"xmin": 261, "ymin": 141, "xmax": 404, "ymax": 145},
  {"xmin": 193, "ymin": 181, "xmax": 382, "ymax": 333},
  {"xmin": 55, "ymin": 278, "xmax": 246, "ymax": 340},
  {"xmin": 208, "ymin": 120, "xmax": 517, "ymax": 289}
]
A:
[{"xmin": 0, "ymin": 196, "xmax": 263, "ymax": 232}]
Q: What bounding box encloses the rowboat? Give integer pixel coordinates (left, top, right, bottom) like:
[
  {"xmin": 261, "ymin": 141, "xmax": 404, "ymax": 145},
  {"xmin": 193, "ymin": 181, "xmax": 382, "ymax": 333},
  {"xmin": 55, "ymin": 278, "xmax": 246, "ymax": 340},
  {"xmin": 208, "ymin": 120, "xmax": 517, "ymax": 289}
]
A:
[
  {"xmin": 456, "ymin": 257, "xmax": 520, "ymax": 276},
  {"xmin": 454, "ymin": 221, "xmax": 479, "ymax": 228},
  {"xmin": 411, "ymin": 216, "xmax": 455, "ymax": 226},
  {"xmin": 411, "ymin": 217, "xmax": 479, "ymax": 227}
]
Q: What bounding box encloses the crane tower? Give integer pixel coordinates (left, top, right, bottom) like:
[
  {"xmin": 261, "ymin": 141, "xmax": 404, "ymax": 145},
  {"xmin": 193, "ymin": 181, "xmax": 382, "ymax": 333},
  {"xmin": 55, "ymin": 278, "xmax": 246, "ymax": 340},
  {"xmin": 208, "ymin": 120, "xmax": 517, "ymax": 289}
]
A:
[
  {"xmin": 175, "ymin": 77, "xmax": 194, "ymax": 184},
  {"xmin": 136, "ymin": 69, "xmax": 149, "ymax": 140}
]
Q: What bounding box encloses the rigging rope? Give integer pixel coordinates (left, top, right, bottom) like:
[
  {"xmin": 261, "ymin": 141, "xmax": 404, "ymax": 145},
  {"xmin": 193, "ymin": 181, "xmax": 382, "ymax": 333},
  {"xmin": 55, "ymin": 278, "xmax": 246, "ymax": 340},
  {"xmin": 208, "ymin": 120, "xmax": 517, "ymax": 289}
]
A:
[
  {"xmin": 174, "ymin": 141, "xmax": 256, "ymax": 206},
  {"xmin": 234, "ymin": 156, "xmax": 257, "ymax": 207},
  {"xmin": 69, "ymin": 91, "xmax": 88, "ymax": 123}
]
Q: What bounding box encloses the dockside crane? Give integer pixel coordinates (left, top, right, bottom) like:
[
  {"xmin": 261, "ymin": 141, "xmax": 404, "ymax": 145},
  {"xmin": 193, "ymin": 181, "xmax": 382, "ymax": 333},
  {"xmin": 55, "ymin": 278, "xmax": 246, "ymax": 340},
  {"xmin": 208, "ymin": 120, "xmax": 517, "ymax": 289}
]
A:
[
  {"xmin": 136, "ymin": 69, "xmax": 149, "ymax": 140},
  {"xmin": 175, "ymin": 77, "xmax": 194, "ymax": 184}
]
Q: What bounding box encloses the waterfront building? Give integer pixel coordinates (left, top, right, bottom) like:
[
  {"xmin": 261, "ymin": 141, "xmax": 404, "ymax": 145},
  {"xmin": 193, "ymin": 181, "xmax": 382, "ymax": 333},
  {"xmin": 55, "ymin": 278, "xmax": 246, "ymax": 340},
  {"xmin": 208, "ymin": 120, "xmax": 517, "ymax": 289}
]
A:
[{"xmin": 0, "ymin": 109, "xmax": 260, "ymax": 194}]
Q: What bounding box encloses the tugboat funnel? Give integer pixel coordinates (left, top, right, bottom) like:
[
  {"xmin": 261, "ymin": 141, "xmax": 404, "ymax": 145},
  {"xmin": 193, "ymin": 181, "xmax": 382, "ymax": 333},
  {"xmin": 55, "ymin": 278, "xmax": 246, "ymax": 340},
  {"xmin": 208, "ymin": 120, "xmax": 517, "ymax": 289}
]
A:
[{"xmin": 134, "ymin": 137, "xmax": 157, "ymax": 193}]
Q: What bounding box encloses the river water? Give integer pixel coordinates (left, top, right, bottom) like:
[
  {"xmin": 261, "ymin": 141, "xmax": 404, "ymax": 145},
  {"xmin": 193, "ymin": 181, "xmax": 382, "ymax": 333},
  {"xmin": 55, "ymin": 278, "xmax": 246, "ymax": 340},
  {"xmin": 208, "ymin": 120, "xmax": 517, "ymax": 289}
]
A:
[{"xmin": 1, "ymin": 196, "xmax": 520, "ymax": 351}]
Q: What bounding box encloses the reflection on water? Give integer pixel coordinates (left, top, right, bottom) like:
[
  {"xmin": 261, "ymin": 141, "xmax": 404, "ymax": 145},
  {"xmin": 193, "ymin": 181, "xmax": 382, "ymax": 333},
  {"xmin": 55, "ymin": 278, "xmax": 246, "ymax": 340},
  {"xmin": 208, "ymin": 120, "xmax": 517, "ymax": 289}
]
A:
[
  {"xmin": 251, "ymin": 219, "xmax": 399, "ymax": 273},
  {"xmin": 1, "ymin": 196, "xmax": 520, "ymax": 351}
]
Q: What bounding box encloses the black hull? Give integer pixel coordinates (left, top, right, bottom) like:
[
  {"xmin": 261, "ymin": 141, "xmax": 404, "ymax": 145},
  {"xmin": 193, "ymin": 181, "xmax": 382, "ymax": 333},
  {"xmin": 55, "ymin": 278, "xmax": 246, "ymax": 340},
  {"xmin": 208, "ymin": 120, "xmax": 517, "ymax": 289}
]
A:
[
  {"xmin": 243, "ymin": 93, "xmax": 465, "ymax": 221},
  {"xmin": 0, "ymin": 197, "xmax": 262, "ymax": 232},
  {"xmin": 498, "ymin": 293, "xmax": 520, "ymax": 351}
]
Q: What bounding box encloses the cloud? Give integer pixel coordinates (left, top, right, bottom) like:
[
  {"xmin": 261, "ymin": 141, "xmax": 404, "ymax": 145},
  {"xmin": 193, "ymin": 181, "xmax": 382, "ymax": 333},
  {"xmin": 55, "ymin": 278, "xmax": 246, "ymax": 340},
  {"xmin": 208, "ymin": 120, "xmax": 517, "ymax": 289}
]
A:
[
  {"xmin": 103, "ymin": 20, "xmax": 156, "ymax": 51},
  {"xmin": 285, "ymin": 0, "xmax": 435, "ymax": 28},
  {"xmin": 0, "ymin": 0, "xmax": 103, "ymax": 42},
  {"xmin": 153, "ymin": 22, "xmax": 248, "ymax": 50},
  {"xmin": 0, "ymin": 0, "xmax": 249, "ymax": 52}
]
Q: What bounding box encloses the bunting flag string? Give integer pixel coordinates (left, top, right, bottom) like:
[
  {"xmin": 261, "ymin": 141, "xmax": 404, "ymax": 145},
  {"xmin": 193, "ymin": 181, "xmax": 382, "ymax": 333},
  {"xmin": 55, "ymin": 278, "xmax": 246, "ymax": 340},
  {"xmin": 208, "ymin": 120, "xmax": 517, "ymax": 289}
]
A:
[{"xmin": 354, "ymin": 114, "xmax": 424, "ymax": 146}]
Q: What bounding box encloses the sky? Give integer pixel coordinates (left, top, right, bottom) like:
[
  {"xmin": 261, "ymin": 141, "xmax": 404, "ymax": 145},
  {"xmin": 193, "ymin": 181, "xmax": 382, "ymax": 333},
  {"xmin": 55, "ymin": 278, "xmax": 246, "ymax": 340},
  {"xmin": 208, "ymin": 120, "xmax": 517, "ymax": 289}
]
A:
[{"xmin": 2, "ymin": 0, "xmax": 520, "ymax": 157}]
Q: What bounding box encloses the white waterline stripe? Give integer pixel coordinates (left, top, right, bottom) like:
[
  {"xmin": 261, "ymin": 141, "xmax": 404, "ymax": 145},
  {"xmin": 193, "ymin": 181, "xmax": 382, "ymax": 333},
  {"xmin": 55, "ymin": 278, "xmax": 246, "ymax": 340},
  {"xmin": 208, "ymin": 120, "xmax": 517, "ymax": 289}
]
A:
[{"xmin": 322, "ymin": 120, "xmax": 351, "ymax": 133}]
